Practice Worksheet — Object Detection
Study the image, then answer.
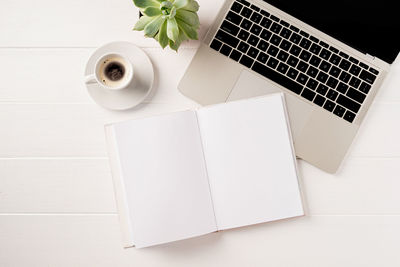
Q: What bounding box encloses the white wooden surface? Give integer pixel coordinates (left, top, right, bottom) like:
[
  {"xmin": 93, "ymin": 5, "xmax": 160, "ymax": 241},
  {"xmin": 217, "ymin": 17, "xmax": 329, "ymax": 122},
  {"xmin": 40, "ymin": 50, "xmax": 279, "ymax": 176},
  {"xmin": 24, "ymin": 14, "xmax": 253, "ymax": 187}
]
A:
[{"xmin": 1, "ymin": 0, "xmax": 400, "ymax": 266}]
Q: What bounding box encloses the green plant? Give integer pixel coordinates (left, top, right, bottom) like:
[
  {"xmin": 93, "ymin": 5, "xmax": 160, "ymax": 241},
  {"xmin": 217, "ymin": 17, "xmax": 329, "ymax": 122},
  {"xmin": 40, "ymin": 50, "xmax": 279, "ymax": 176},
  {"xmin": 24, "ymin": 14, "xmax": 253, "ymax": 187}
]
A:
[{"xmin": 133, "ymin": 0, "xmax": 200, "ymax": 51}]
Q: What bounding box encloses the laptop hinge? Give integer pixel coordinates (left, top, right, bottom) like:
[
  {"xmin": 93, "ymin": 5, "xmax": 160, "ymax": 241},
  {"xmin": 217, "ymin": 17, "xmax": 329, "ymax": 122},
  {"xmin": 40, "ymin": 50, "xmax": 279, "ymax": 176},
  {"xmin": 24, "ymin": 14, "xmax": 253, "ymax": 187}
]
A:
[{"xmin": 366, "ymin": 53, "xmax": 375, "ymax": 60}]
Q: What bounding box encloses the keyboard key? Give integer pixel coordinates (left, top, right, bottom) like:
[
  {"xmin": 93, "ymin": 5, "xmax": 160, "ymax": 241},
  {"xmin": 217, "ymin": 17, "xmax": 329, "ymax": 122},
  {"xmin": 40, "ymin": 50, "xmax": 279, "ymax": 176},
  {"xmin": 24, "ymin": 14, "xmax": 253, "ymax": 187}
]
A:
[
  {"xmin": 289, "ymin": 45, "xmax": 301, "ymax": 56},
  {"xmin": 220, "ymin": 44, "xmax": 232, "ymax": 56},
  {"xmin": 339, "ymin": 59, "xmax": 351, "ymax": 71},
  {"xmin": 296, "ymin": 61, "xmax": 309, "ymax": 73},
  {"xmin": 299, "ymin": 50, "xmax": 312, "ymax": 62},
  {"xmin": 231, "ymin": 2, "xmax": 243, "ymax": 13},
  {"xmin": 250, "ymin": 24, "xmax": 262, "ymax": 35},
  {"xmin": 248, "ymin": 34, "xmax": 259, "ymax": 46},
  {"xmin": 237, "ymin": 41, "xmax": 249, "ymax": 53},
  {"xmin": 360, "ymin": 62, "xmax": 370, "ymax": 70},
  {"xmin": 287, "ymin": 67, "xmax": 299, "ymax": 79},
  {"xmin": 250, "ymin": 12, "xmax": 262, "ymax": 23},
  {"xmin": 247, "ymin": 47, "xmax": 259, "ymax": 58},
  {"xmin": 250, "ymin": 4, "xmax": 260, "ymax": 11},
  {"xmin": 280, "ymin": 39, "xmax": 291, "ymax": 51},
  {"xmin": 339, "ymin": 51, "xmax": 349, "ymax": 59},
  {"xmin": 270, "ymin": 34, "xmax": 282, "ymax": 46},
  {"xmin": 287, "ymin": 56, "xmax": 299, "ymax": 67},
  {"xmin": 349, "ymin": 76, "xmax": 361, "ymax": 88},
  {"xmin": 301, "ymin": 88, "xmax": 316, "ymax": 101},
  {"xmin": 346, "ymin": 87, "xmax": 366, "ymax": 103},
  {"xmin": 316, "ymin": 84, "xmax": 328, "ymax": 95},
  {"xmin": 280, "ymin": 28, "xmax": 292, "ymax": 39},
  {"xmin": 349, "ymin": 57, "xmax": 359, "ymax": 64},
  {"xmin": 299, "ymin": 30, "xmax": 309, "ymax": 38},
  {"xmin": 252, "ymin": 62, "xmax": 303, "ymax": 94},
  {"xmin": 319, "ymin": 49, "xmax": 331, "ymax": 60},
  {"xmin": 299, "ymin": 38, "xmax": 311, "ymax": 49},
  {"xmin": 237, "ymin": 0, "xmax": 250, "ymax": 6},
  {"xmin": 339, "ymin": 71, "xmax": 351, "ymax": 83},
  {"xmin": 290, "ymin": 25, "xmax": 299, "ymax": 32},
  {"xmin": 226, "ymin": 11, "xmax": 242, "ymax": 25},
  {"xmin": 241, "ymin": 7, "xmax": 252, "ymax": 18},
  {"xmin": 349, "ymin": 65, "xmax": 361, "ymax": 76},
  {"xmin": 317, "ymin": 72, "xmax": 329, "ymax": 83},
  {"xmin": 210, "ymin": 39, "xmax": 222, "ymax": 51},
  {"xmin": 257, "ymin": 40, "xmax": 268, "ymax": 51},
  {"xmin": 333, "ymin": 105, "xmax": 346, "ymax": 117},
  {"xmin": 329, "ymin": 54, "xmax": 341, "ymax": 65},
  {"xmin": 319, "ymin": 41, "xmax": 329, "ymax": 48},
  {"xmin": 240, "ymin": 19, "xmax": 252, "ymax": 30},
  {"xmin": 323, "ymin": 100, "xmax": 335, "ymax": 112},
  {"xmin": 326, "ymin": 89, "xmax": 338, "ymax": 101},
  {"xmin": 290, "ymin": 33, "xmax": 301, "ymax": 44},
  {"xmin": 260, "ymin": 10, "xmax": 269, "ymax": 16},
  {"xmin": 326, "ymin": 77, "xmax": 338, "ymax": 89},
  {"xmin": 221, "ymin": 20, "xmax": 240, "ymax": 36},
  {"xmin": 267, "ymin": 57, "xmax": 279, "ymax": 68},
  {"xmin": 260, "ymin": 17, "xmax": 272, "ymax": 28},
  {"xmin": 369, "ymin": 67, "xmax": 379, "ymax": 75},
  {"xmin": 329, "ymin": 46, "xmax": 339, "ymax": 53},
  {"xmin": 319, "ymin": 60, "xmax": 331, "ymax": 72},
  {"xmin": 215, "ymin": 30, "xmax": 240, "ymax": 47},
  {"xmin": 359, "ymin": 70, "xmax": 377, "ymax": 84},
  {"xmin": 238, "ymin": 30, "xmax": 250, "ymax": 41},
  {"xmin": 343, "ymin": 110, "xmax": 356, "ymax": 123},
  {"xmin": 313, "ymin": 94, "xmax": 326, "ymax": 106},
  {"xmin": 310, "ymin": 36, "xmax": 319, "ymax": 43},
  {"xmin": 267, "ymin": 45, "xmax": 279, "ymax": 56},
  {"xmin": 270, "ymin": 22, "xmax": 282, "ymax": 33},
  {"xmin": 337, "ymin": 82, "xmax": 349, "ymax": 94},
  {"xmin": 309, "ymin": 56, "xmax": 321, "ymax": 67},
  {"xmin": 306, "ymin": 66, "xmax": 318, "ymax": 78},
  {"xmin": 270, "ymin": 15, "xmax": 280, "ymax": 22},
  {"xmin": 229, "ymin": 49, "xmax": 242, "ymax": 61},
  {"xmin": 329, "ymin": 66, "xmax": 341, "ymax": 77},
  {"xmin": 257, "ymin": 52, "xmax": 269, "ymax": 63},
  {"xmin": 309, "ymin": 43, "xmax": 322, "ymax": 55},
  {"xmin": 280, "ymin": 20, "xmax": 290, "ymax": 27},
  {"xmin": 296, "ymin": 73, "xmax": 308, "ymax": 85},
  {"xmin": 239, "ymin": 54, "xmax": 254, "ymax": 67},
  {"xmin": 277, "ymin": 50, "xmax": 289, "ymax": 62},
  {"xmin": 306, "ymin": 78, "xmax": 318, "ymax": 90},
  {"xmin": 359, "ymin": 82, "xmax": 371, "ymax": 94},
  {"xmin": 336, "ymin": 94, "xmax": 361, "ymax": 113},
  {"xmin": 260, "ymin": 29, "xmax": 272, "ymax": 41},
  {"xmin": 277, "ymin": 62, "xmax": 289, "ymax": 74}
]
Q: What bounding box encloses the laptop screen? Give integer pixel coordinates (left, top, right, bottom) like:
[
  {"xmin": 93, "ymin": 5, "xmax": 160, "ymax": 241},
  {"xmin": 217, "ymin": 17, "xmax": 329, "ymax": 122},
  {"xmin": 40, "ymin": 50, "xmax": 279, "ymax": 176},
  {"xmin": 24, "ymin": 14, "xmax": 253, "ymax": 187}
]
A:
[{"xmin": 264, "ymin": 0, "xmax": 400, "ymax": 64}]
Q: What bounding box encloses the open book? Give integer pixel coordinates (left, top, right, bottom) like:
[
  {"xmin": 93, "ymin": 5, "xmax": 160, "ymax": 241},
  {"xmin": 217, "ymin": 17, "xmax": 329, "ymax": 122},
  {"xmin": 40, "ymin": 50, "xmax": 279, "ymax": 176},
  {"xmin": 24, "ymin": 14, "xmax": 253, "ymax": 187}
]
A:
[{"xmin": 105, "ymin": 94, "xmax": 304, "ymax": 248}]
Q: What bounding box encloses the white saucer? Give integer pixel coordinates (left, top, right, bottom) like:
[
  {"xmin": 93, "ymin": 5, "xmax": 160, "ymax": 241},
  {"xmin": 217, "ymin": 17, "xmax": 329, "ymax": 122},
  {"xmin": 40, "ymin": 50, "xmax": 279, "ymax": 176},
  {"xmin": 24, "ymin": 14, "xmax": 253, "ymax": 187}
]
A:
[{"xmin": 84, "ymin": 42, "xmax": 154, "ymax": 110}]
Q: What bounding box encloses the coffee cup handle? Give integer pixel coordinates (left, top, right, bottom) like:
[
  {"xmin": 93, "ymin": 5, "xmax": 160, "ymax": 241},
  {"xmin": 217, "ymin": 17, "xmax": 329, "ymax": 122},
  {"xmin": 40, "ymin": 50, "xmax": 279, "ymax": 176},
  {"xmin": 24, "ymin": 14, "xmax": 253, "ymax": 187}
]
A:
[{"xmin": 85, "ymin": 74, "xmax": 97, "ymax": 84}]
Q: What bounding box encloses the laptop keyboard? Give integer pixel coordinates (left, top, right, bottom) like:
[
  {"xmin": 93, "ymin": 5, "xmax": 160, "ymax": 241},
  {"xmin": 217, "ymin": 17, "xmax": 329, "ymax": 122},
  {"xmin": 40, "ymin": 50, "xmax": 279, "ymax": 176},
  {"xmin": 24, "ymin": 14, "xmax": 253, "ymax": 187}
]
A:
[{"xmin": 209, "ymin": 0, "xmax": 380, "ymax": 123}]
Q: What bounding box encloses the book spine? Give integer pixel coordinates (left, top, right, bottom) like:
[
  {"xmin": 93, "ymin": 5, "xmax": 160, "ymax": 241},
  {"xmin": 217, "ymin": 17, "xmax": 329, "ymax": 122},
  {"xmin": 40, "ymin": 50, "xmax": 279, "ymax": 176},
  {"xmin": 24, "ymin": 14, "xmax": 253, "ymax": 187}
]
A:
[{"xmin": 104, "ymin": 125, "xmax": 135, "ymax": 247}]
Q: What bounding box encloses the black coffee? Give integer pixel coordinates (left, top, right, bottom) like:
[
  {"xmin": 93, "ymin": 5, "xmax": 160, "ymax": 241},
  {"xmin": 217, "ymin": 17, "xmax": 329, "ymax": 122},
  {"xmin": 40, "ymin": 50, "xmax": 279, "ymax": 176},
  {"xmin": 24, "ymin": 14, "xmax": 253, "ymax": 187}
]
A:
[{"xmin": 104, "ymin": 62, "xmax": 125, "ymax": 81}]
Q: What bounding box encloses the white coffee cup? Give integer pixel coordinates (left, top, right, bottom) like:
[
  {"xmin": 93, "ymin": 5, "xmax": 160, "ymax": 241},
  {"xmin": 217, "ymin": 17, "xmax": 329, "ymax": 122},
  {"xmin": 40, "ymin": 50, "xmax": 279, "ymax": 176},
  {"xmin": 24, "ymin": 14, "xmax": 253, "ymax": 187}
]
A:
[{"xmin": 85, "ymin": 53, "xmax": 134, "ymax": 90}]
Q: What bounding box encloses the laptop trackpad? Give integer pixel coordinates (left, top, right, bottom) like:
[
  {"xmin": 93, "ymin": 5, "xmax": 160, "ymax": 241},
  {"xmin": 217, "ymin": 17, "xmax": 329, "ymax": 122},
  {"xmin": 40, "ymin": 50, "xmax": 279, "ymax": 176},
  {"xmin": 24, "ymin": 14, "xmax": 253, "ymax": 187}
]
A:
[{"xmin": 227, "ymin": 70, "xmax": 314, "ymax": 139}]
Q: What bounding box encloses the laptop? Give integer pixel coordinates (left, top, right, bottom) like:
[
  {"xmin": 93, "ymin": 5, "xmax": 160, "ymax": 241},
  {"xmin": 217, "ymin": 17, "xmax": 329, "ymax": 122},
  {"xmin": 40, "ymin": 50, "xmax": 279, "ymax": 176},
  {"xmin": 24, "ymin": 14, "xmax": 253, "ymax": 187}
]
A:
[{"xmin": 178, "ymin": 0, "xmax": 399, "ymax": 173}]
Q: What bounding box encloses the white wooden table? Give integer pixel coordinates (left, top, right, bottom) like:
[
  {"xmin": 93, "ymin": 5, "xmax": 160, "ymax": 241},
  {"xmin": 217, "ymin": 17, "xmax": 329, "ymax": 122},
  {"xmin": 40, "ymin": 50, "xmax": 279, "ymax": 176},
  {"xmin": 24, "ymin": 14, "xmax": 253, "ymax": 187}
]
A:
[{"xmin": 1, "ymin": 0, "xmax": 400, "ymax": 266}]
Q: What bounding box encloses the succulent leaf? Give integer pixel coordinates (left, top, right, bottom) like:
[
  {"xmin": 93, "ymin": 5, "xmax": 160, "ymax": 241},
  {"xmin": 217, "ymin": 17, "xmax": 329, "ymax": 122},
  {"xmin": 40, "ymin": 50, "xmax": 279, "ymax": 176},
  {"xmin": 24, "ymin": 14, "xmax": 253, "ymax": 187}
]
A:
[
  {"xmin": 167, "ymin": 17, "xmax": 179, "ymax": 42},
  {"xmin": 143, "ymin": 6, "xmax": 162, "ymax": 16},
  {"xmin": 175, "ymin": 9, "xmax": 199, "ymax": 27},
  {"xmin": 181, "ymin": 0, "xmax": 199, "ymax": 12},
  {"xmin": 158, "ymin": 20, "xmax": 169, "ymax": 48},
  {"xmin": 172, "ymin": 0, "xmax": 189, "ymax": 9},
  {"xmin": 133, "ymin": 0, "xmax": 160, "ymax": 8},
  {"xmin": 176, "ymin": 18, "xmax": 198, "ymax": 40},
  {"xmin": 144, "ymin": 15, "xmax": 165, "ymax": 37},
  {"xmin": 169, "ymin": 29, "xmax": 187, "ymax": 51},
  {"xmin": 133, "ymin": 15, "xmax": 153, "ymax": 31}
]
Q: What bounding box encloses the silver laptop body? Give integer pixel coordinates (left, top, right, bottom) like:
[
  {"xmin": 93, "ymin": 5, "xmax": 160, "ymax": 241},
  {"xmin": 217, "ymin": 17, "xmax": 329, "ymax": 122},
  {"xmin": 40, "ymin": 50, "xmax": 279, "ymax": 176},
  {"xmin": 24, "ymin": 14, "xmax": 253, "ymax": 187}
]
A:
[{"xmin": 178, "ymin": 0, "xmax": 396, "ymax": 173}]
